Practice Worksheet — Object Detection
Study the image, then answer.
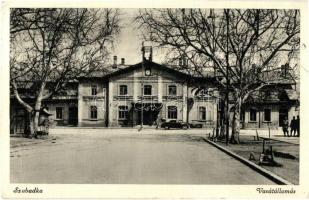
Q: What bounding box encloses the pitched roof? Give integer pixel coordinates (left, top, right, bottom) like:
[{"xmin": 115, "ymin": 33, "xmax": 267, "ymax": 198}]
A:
[
  {"xmin": 83, "ymin": 64, "xmax": 130, "ymax": 78},
  {"xmin": 87, "ymin": 60, "xmax": 216, "ymax": 83}
]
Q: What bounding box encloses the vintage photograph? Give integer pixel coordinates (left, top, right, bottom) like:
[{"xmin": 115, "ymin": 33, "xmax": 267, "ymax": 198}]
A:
[{"xmin": 9, "ymin": 7, "xmax": 300, "ymax": 187}]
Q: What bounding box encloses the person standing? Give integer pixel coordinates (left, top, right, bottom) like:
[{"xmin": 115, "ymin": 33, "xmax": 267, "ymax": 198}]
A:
[
  {"xmin": 282, "ymin": 117, "xmax": 289, "ymax": 137},
  {"xmin": 155, "ymin": 113, "xmax": 161, "ymax": 129},
  {"xmin": 296, "ymin": 115, "xmax": 300, "ymax": 137},
  {"xmin": 290, "ymin": 116, "xmax": 296, "ymax": 137}
]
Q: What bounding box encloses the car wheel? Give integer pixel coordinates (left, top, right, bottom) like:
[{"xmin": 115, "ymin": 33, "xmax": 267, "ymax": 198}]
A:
[{"xmin": 182, "ymin": 125, "xmax": 188, "ymax": 130}]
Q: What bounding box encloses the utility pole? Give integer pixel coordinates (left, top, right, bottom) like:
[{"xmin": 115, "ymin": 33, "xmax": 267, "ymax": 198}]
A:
[{"xmin": 225, "ymin": 9, "xmax": 230, "ymax": 146}]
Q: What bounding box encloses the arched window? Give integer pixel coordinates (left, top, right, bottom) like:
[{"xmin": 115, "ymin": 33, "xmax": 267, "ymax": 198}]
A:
[
  {"xmin": 119, "ymin": 85, "xmax": 128, "ymax": 95},
  {"xmin": 144, "ymin": 85, "xmax": 152, "ymax": 95},
  {"xmin": 90, "ymin": 106, "xmax": 97, "ymax": 119},
  {"xmin": 167, "ymin": 106, "xmax": 177, "ymax": 119},
  {"xmin": 199, "ymin": 107, "xmax": 206, "ymax": 120}
]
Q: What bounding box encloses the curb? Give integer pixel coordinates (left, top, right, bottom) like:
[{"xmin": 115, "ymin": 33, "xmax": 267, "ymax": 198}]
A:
[
  {"xmin": 10, "ymin": 136, "xmax": 56, "ymax": 148},
  {"xmin": 259, "ymin": 136, "xmax": 299, "ymax": 145},
  {"xmin": 203, "ymin": 138, "xmax": 293, "ymax": 185}
]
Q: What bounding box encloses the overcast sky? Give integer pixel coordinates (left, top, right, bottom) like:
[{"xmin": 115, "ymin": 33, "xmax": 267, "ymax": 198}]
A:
[
  {"xmin": 111, "ymin": 9, "xmax": 140, "ymax": 65},
  {"xmin": 111, "ymin": 9, "xmax": 166, "ymax": 65}
]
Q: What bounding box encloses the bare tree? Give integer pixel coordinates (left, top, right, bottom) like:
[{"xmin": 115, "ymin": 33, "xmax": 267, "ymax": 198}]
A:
[
  {"xmin": 136, "ymin": 8, "xmax": 300, "ymax": 143},
  {"xmin": 10, "ymin": 8, "xmax": 120, "ymax": 138}
]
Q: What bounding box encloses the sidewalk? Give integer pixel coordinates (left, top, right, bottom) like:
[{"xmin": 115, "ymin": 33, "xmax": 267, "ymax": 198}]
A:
[
  {"xmin": 49, "ymin": 127, "xmax": 213, "ymax": 136},
  {"xmin": 49, "ymin": 127, "xmax": 299, "ymax": 144},
  {"xmin": 239, "ymin": 129, "xmax": 299, "ymax": 145}
]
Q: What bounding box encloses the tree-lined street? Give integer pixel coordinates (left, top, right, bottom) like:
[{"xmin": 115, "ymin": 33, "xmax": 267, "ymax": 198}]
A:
[{"xmin": 11, "ymin": 131, "xmax": 275, "ymax": 184}]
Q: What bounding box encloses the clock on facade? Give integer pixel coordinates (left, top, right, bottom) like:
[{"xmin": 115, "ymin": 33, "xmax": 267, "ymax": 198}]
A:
[{"xmin": 145, "ymin": 68, "xmax": 151, "ymax": 76}]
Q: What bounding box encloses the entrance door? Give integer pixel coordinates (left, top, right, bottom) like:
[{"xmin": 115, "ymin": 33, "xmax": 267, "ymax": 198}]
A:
[
  {"xmin": 279, "ymin": 108, "xmax": 288, "ymax": 127},
  {"xmin": 136, "ymin": 110, "xmax": 158, "ymax": 126},
  {"xmin": 68, "ymin": 107, "xmax": 78, "ymax": 126},
  {"xmin": 12, "ymin": 115, "xmax": 25, "ymax": 134}
]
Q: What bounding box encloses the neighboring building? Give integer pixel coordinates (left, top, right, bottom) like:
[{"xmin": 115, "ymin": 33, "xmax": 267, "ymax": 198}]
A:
[
  {"xmin": 240, "ymin": 64, "xmax": 299, "ymax": 129},
  {"xmin": 10, "ymin": 57, "xmax": 299, "ymax": 134},
  {"xmin": 10, "ymin": 82, "xmax": 79, "ymax": 134}
]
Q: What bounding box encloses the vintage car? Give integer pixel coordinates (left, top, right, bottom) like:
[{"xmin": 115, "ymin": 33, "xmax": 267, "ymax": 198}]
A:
[
  {"xmin": 188, "ymin": 121, "xmax": 203, "ymax": 128},
  {"xmin": 161, "ymin": 120, "xmax": 189, "ymax": 130}
]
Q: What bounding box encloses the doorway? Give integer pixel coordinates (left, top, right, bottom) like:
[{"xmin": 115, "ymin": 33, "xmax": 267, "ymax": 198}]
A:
[
  {"xmin": 279, "ymin": 108, "xmax": 288, "ymax": 127},
  {"xmin": 136, "ymin": 110, "xmax": 159, "ymax": 126},
  {"xmin": 68, "ymin": 107, "xmax": 78, "ymax": 126}
]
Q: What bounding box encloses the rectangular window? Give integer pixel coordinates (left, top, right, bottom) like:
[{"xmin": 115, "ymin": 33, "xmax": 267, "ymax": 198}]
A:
[
  {"xmin": 90, "ymin": 106, "xmax": 97, "ymax": 119},
  {"xmin": 91, "ymin": 85, "xmax": 97, "ymax": 96},
  {"xmin": 250, "ymin": 108, "xmax": 257, "ymax": 122},
  {"xmin": 168, "ymin": 106, "xmax": 177, "ymax": 119},
  {"xmin": 264, "ymin": 108, "xmax": 271, "ymax": 122},
  {"xmin": 218, "ymin": 99, "xmax": 222, "ymax": 111},
  {"xmin": 144, "ymin": 85, "xmax": 152, "ymax": 95},
  {"xmin": 118, "ymin": 106, "xmax": 128, "ymax": 120},
  {"xmin": 240, "ymin": 110, "xmax": 245, "ymax": 122},
  {"xmin": 56, "ymin": 107, "xmax": 63, "ymax": 119},
  {"xmin": 119, "ymin": 85, "xmax": 128, "ymax": 95},
  {"xmin": 168, "ymin": 85, "xmax": 177, "ymax": 96},
  {"xmin": 199, "ymin": 107, "xmax": 206, "ymax": 120}
]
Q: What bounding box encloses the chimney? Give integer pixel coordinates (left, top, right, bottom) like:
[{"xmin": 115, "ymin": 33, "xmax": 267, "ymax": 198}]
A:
[
  {"xmin": 113, "ymin": 55, "xmax": 117, "ymax": 65},
  {"xmin": 149, "ymin": 47, "xmax": 153, "ymax": 62},
  {"xmin": 112, "ymin": 55, "xmax": 117, "ymax": 69},
  {"xmin": 121, "ymin": 58, "xmax": 125, "ymax": 65},
  {"xmin": 281, "ymin": 63, "xmax": 289, "ymax": 77},
  {"xmin": 179, "ymin": 54, "xmax": 187, "ymax": 67},
  {"xmin": 179, "ymin": 58, "xmax": 183, "ymax": 66},
  {"xmin": 183, "ymin": 56, "xmax": 187, "ymax": 67}
]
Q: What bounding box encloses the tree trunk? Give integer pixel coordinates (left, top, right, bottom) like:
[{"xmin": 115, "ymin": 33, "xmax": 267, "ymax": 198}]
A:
[
  {"xmin": 26, "ymin": 90, "xmax": 44, "ymax": 138},
  {"xmin": 31, "ymin": 97, "xmax": 43, "ymax": 138},
  {"xmin": 217, "ymin": 101, "xmax": 225, "ymax": 139},
  {"xmin": 219, "ymin": 124, "xmax": 226, "ymax": 139},
  {"xmin": 24, "ymin": 109, "xmax": 39, "ymax": 139},
  {"xmin": 230, "ymin": 99, "xmax": 241, "ymax": 144},
  {"xmin": 28, "ymin": 111, "xmax": 35, "ymax": 138}
]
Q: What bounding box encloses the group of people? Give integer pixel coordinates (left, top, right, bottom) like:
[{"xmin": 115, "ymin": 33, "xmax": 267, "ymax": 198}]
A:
[{"xmin": 282, "ymin": 116, "xmax": 300, "ymax": 137}]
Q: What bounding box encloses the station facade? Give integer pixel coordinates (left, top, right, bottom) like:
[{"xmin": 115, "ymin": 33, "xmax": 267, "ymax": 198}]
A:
[{"xmin": 10, "ymin": 59, "xmax": 299, "ymax": 134}]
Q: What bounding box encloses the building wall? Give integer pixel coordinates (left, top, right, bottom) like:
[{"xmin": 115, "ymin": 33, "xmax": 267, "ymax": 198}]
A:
[
  {"xmin": 10, "ymin": 100, "xmax": 77, "ymax": 134},
  {"xmin": 78, "ymin": 80, "xmax": 107, "ymax": 127},
  {"xmin": 106, "ymin": 65, "xmax": 218, "ymax": 127},
  {"xmin": 46, "ymin": 102, "xmax": 77, "ymax": 126},
  {"xmin": 189, "ymin": 99, "xmax": 217, "ymax": 128},
  {"xmin": 242, "ymin": 105, "xmax": 280, "ymax": 129},
  {"xmin": 240, "ymin": 104, "xmax": 298, "ymax": 129},
  {"xmin": 10, "ymin": 64, "xmax": 298, "ymax": 131}
]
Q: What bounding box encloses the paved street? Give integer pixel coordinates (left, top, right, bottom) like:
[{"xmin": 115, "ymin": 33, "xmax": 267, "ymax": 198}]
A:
[{"xmin": 11, "ymin": 130, "xmax": 276, "ymax": 184}]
